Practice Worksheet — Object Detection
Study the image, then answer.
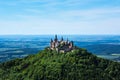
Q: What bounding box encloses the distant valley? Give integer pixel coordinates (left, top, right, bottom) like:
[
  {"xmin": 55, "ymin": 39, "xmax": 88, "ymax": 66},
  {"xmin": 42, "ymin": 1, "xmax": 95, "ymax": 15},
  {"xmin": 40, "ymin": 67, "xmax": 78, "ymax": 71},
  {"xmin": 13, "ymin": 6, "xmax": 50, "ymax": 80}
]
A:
[{"xmin": 0, "ymin": 35, "xmax": 120, "ymax": 62}]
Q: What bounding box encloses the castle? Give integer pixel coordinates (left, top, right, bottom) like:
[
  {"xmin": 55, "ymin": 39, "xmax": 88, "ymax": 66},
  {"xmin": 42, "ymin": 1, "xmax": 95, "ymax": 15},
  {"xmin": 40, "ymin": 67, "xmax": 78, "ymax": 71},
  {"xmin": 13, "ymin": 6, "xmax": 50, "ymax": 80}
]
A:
[{"xmin": 50, "ymin": 35, "xmax": 74, "ymax": 53}]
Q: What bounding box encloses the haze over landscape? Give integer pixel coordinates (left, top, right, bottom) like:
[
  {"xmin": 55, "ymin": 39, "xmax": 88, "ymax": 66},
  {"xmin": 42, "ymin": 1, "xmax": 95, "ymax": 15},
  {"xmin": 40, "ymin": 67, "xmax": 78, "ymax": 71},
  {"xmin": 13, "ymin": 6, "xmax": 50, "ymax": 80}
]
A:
[
  {"xmin": 0, "ymin": 0, "xmax": 120, "ymax": 35},
  {"xmin": 1, "ymin": 0, "xmax": 120, "ymax": 80}
]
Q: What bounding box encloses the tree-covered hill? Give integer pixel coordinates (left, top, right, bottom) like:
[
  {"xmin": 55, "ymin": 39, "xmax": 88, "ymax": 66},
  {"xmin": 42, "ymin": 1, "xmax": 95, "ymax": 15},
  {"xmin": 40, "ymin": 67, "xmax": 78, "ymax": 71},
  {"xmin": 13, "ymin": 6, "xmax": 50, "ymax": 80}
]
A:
[{"xmin": 0, "ymin": 47, "xmax": 120, "ymax": 80}]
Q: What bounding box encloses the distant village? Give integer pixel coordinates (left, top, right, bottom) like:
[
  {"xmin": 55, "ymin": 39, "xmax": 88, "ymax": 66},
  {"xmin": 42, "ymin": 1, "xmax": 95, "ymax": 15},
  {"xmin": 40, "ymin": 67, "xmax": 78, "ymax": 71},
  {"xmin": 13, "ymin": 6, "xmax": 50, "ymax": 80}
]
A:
[{"xmin": 50, "ymin": 35, "xmax": 74, "ymax": 53}]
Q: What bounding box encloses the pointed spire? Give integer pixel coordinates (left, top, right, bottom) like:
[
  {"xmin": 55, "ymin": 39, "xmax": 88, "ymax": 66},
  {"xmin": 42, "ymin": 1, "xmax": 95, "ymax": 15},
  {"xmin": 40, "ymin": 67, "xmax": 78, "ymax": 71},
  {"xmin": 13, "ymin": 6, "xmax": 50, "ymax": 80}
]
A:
[
  {"xmin": 55, "ymin": 35, "xmax": 57, "ymax": 39},
  {"xmin": 61, "ymin": 36, "xmax": 63, "ymax": 41},
  {"xmin": 54, "ymin": 35, "xmax": 58, "ymax": 42}
]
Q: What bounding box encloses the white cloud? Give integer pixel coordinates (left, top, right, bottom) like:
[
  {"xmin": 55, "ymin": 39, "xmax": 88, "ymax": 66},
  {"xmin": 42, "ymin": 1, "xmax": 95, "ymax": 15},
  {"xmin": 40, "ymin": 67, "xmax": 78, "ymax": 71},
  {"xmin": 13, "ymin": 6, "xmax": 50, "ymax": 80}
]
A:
[
  {"xmin": 0, "ymin": 0, "xmax": 120, "ymax": 34},
  {"xmin": 0, "ymin": 14, "xmax": 120, "ymax": 35},
  {"xmin": 56, "ymin": 7, "xmax": 120, "ymax": 20}
]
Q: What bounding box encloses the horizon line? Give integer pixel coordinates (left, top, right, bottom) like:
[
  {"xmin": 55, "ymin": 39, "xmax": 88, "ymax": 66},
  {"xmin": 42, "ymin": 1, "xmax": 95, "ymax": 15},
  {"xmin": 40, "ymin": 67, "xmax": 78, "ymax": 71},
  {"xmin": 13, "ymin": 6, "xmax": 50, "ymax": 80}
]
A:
[{"xmin": 0, "ymin": 34, "xmax": 120, "ymax": 36}]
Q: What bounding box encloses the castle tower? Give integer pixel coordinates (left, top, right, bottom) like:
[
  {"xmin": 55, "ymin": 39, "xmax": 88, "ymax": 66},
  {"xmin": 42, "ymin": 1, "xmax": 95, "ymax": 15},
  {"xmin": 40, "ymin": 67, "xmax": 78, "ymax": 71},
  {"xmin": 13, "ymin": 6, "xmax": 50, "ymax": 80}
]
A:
[
  {"xmin": 69, "ymin": 41, "xmax": 73, "ymax": 49},
  {"xmin": 61, "ymin": 37, "xmax": 64, "ymax": 41},
  {"xmin": 54, "ymin": 35, "xmax": 58, "ymax": 42},
  {"xmin": 50, "ymin": 39, "xmax": 53, "ymax": 48},
  {"xmin": 71, "ymin": 41, "xmax": 74, "ymax": 47}
]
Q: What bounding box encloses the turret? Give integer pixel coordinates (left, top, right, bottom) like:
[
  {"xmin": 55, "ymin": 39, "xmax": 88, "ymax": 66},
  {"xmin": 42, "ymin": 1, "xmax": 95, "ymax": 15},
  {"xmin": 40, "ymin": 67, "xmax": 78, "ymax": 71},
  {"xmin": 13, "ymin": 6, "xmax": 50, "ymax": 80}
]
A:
[
  {"xmin": 54, "ymin": 35, "xmax": 58, "ymax": 42},
  {"xmin": 61, "ymin": 37, "xmax": 64, "ymax": 41},
  {"xmin": 69, "ymin": 41, "xmax": 73, "ymax": 49},
  {"xmin": 50, "ymin": 38, "xmax": 53, "ymax": 48}
]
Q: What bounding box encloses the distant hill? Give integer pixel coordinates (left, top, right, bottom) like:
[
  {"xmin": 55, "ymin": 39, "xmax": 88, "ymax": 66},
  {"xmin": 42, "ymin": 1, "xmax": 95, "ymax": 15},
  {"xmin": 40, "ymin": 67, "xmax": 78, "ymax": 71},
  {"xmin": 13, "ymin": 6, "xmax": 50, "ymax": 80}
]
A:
[
  {"xmin": 84, "ymin": 44, "xmax": 120, "ymax": 55},
  {"xmin": 0, "ymin": 47, "xmax": 120, "ymax": 80}
]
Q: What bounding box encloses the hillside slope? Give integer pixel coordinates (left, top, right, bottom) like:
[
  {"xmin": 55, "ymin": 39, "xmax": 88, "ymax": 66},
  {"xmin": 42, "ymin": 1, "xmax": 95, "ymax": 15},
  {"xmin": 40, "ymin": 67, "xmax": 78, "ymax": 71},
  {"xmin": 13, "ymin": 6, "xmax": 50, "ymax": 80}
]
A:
[{"xmin": 0, "ymin": 47, "xmax": 120, "ymax": 80}]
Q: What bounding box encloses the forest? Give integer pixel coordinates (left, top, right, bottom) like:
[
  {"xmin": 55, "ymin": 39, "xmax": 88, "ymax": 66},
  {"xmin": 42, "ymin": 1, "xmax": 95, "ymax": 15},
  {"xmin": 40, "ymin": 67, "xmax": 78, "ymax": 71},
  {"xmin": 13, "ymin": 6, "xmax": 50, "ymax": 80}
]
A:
[{"xmin": 0, "ymin": 47, "xmax": 120, "ymax": 80}]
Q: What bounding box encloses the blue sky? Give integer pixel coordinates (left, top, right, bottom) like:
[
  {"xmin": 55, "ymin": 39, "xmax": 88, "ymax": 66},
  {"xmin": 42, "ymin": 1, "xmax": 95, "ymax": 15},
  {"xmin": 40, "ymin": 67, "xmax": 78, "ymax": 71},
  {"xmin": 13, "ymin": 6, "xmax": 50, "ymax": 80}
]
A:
[{"xmin": 0, "ymin": 0, "xmax": 120, "ymax": 35}]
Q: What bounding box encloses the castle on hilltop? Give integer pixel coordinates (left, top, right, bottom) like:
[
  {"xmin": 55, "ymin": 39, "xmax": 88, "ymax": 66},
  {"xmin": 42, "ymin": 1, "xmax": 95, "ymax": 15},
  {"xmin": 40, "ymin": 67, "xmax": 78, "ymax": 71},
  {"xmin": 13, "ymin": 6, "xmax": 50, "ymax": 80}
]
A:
[{"xmin": 50, "ymin": 35, "xmax": 74, "ymax": 53}]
